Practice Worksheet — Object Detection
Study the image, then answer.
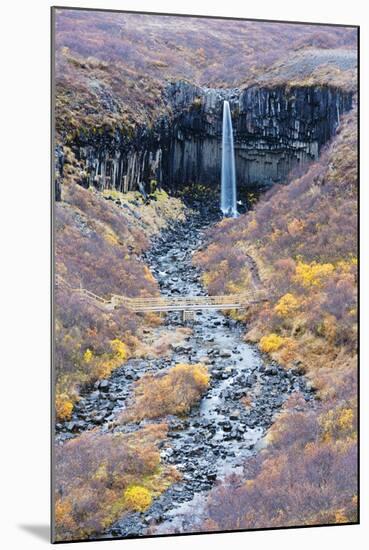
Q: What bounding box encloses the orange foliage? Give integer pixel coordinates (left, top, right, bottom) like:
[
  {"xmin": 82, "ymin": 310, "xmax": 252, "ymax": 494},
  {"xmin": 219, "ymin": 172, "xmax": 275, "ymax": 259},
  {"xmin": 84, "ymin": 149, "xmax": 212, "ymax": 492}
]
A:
[
  {"xmin": 54, "ymin": 424, "xmax": 179, "ymax": 541},
  {"xmin": 55, "ymin": 393, "xmax": 74, "ymax": 421},
  {"xmin": 193, "ymin": 110, "xmax": 358, "ymax": 528},
  {"xmin": 123, "ymin": 363, "xmax": 210, "ymax": 422},
  {"xmin": 203, "ymin": 394, "xmax": 357, "ymax": 531},
  {"xmin": 55, "ymin": 182, "xmax": 184, "ymax": 420}
]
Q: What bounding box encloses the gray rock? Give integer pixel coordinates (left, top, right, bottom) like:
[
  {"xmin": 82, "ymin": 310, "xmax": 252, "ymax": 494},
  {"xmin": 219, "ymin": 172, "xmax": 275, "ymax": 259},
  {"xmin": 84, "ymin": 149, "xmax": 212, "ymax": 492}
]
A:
[{"xmin": 230, "ymin": 409, "xmax": 241, "ymax": 420}]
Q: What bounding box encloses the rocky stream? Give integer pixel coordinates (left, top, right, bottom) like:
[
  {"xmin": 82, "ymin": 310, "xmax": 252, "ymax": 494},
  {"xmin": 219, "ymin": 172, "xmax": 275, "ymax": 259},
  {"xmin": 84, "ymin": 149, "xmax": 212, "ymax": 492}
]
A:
[{"xmin": 55, "ymin": 207, "xmax": 315, "ymax": 538}]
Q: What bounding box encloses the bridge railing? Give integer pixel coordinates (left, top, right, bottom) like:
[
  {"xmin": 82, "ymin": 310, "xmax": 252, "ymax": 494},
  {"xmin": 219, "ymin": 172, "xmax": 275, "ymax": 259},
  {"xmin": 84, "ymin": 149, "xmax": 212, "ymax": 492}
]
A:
[
  {"xmin": 55, "ymin": 274, "xmax": 267, "ymax": 312},
  {"xmin": 55, "ymin": 275, "xmax": 113, "ymax": 306},
  {"xmin": 112, "ymin": 291, "xmax": 267, "ymax": 312}
]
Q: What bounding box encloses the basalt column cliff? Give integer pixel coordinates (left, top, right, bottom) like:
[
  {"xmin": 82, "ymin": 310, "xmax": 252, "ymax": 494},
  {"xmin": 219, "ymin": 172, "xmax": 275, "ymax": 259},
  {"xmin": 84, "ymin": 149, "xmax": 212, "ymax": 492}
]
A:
[{"xmin": 56, "ymin": 81, "xmax": 352, "ymax": 198}]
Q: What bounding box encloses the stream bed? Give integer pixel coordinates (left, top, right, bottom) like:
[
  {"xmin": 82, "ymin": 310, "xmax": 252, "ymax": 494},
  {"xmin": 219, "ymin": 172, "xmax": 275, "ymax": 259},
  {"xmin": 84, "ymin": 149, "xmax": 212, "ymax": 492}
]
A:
[{"xmin": 55, "ymin": 211, "xmax": 314, "ymax": 538}]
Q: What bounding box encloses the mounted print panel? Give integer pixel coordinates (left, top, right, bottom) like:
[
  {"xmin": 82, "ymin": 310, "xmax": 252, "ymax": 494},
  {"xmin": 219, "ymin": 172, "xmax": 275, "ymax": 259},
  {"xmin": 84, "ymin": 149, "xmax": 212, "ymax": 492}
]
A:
[{"xmin": 51, "ymin": 7, "xmax": 359, "ymax": 543}]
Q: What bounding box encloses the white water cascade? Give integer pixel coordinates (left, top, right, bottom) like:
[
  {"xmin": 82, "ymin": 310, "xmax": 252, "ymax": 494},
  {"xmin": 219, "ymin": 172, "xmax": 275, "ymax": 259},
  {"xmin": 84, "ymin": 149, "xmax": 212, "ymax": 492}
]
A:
[{"xmin": 220, "ymin": 100, "xmax": 238, "ymax": 217}]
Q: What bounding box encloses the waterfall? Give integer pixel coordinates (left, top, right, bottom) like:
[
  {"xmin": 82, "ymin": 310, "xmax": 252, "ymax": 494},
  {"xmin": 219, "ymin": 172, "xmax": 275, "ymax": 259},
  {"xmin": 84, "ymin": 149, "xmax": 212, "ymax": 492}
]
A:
[{"xmin": 221, "ymin": 100, "xmax": 238, "ymax": 217}]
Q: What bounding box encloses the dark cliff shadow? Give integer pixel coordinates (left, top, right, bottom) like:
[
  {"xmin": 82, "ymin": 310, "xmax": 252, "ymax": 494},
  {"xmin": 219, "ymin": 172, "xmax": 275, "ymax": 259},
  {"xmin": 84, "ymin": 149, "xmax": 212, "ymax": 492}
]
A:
[{"xmin": 18, "ymin": 524, "xmax": 50, "ymax": 542}]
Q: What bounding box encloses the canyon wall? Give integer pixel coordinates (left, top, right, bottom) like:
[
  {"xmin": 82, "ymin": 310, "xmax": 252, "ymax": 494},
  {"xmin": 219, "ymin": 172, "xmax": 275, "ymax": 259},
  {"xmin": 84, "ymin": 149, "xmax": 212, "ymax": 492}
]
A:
[
  {"xmin": 59, "ymin": 81, "xmax": 352, "ymax": 196},
  {"xmin": 161, "ymin": 82, "xmax": 352, "ymax": 190}
]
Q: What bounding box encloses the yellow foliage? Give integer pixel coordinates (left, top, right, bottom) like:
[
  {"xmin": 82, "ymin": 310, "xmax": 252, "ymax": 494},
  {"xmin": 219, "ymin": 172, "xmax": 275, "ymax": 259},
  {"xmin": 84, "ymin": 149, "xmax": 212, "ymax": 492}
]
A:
[
  {"xmin": 110, "ymin": 339, "xmax": 128, "ymax": 361},
  {"xmin": 248, "ymin": 219, "xmax": 258, "ymax": 231},
  {"xmin": 124, "ymin": 485, "xmax": 152, "ymax": 512},
  {"xmin": 93, "ymin": 358, "xmax": 115, "ymax": 379},
  {"xmin": 102, "ymin": 188, "xmax": 125, "ymax": 200},
  {"xmin": 320, "ymin": 410, "xmax": 335, "ymax": 441},
  {"xmin": 83, "ymin": 348, "xmax": 93, "ymax": 363},
  {"xmin": 55, "ymin": 498, "xmax": 76, "ymax": 532},
  {"xmin": 124, "ymin": 363, "xmax": 210, "ymax": 421},
  {"xmin": 322, "ymin": 315, "xmax": 337, "ymax": 342},
  {"xmin": 274, "ymin": 293, "xmax": 300, "ymax": 316},
  {"xmin": 336, "ymin": 258, "xmax": 357, "ymax": 273},
  {"xmin": 259, "ymin": 333, "xmax": 285, "ymax": 353},
  {"xmin": 320, "ymin": 407, "xmax": 355, "ymax": 441},
  {"xmin": 226, "ymin": 281, "xmax": 242, "ymax": 293},
  {"xmin": 191, "ymin": 97, "xmax": 202, "ymax": 109},
  {"xmin": 151, "ymin": 188, "xmax": 169, "ymax": 201},
  {"xmin": 229, "ymin": 309, "xmax": 245, "ymax": 322},
  {"xmin": 192, "ymin": 364, "xmax": 211, "ymax": 387},
  {"xmin": 202, "ymin": 272, "xmax": 214, "ymax": 286},
  {"xmin": 55, "ymin": 393, "xmax": 74, "ymax": 421},
  {"xmin": 172, "ymin": 363, "xmax": 210, "ymax": 391},
  {"xmin": 338, "ymin": 408, "xmax": 354, "ymax": 432},
  {"xmin": 334, "ymin": 509, "xmax": 348, "ymax": 523},
  {"xmin": 81, "ymin": 340, "xmax": 129, "ymax": 382},
  {"xmin": 294, "ymin": 261, "xmax": 335, "ymax": 287}
]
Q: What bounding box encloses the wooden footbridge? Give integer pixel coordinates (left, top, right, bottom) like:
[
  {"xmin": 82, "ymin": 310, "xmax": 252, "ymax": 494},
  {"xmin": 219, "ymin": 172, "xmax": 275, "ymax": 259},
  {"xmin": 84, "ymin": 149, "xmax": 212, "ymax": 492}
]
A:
[{"xmin": 55, "ymin": 275, "xmax": 266, "ymax": 321}]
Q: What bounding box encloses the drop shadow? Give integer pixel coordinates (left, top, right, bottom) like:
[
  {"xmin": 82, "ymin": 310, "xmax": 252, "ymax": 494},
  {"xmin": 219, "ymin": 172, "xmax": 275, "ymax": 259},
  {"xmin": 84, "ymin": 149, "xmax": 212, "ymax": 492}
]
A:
[{"xmin": 18, "ymin": 524, "xmax": 50, "ymax": 542}]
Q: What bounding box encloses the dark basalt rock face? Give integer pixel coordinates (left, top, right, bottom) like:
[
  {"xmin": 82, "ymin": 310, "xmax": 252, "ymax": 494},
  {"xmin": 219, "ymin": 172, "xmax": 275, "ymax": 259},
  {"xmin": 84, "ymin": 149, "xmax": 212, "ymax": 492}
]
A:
[
  {"xmin": 162, "ymin": 81, "xmax": 352, "ymax": 190},
  {"xmin": 57, "ymin": 80, "xmax": 352, "ymax": 198}
]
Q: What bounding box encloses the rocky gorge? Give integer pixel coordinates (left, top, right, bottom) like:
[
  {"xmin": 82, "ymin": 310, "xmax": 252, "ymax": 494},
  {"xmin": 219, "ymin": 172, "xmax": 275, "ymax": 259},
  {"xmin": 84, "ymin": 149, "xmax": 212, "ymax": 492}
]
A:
[
  {"xmin": 55, "ymin": 208, "xmax": 315, "ymax": 538},
  {"xmin": 53, "ymin": 13, "xmax": 358, "ymax": 540}
]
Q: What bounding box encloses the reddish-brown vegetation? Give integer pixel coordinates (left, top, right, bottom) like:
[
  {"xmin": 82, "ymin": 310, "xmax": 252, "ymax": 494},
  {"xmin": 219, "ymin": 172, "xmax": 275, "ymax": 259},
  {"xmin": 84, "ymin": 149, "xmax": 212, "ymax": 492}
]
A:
[
  {"xmin": 55, "ymin": 177, "xmax": 184, "ymax": 420},
  {"xmin": 53, "ymin": 9, "xmax": 358, "ymax": 535},
  {"xmin": 55, "ymin": 9, "xmax": 356, "ymax": 87},
  {"xmin": 194, "ymin": 109, "xmax": 358, "ymax": 527},
  {"xmin": 54, "ymin": 424, "xmax": 180, "ymax": 541},
  {"xmin": 122, "ymin": 363, "xmax": 210, "ymax": 422},
  {"xmin": 54, "ymin": 9, "xmax": 357, "ymax": 138},
  {"xmin": 203, "ymin": 394, "xmax": 357, "ymax": 531},
  {"xmin": 195, "ymin": 109, "xmax": 357, "ymax": 366}
]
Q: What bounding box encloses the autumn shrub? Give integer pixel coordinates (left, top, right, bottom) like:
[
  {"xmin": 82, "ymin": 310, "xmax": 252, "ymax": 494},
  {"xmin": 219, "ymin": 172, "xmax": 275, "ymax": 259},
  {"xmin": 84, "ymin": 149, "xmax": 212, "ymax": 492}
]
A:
[
  {"xmin": 124, "ymin": 486, "xmax": 152, "ymax": 512},
  {"xmin": 123, "ymin": 363, "xmax": 210, "ymax": 422},
  {"xmin": 274, "ymin": 293, "xmax": 300, "ymax": 316},
  {"xmin": 319, "ymin": 406, "xmax": 356, "ymax": 443},
  {"xmin": 203, "ymin": 436, "xmax": 357, "ymax": 531},
  {"xmin": 55, "ymin": 286, "xmax": 135, "ymax": 419},
  {"xmin": 294, "ymin": 261, "xmax": 335, "ymax": 288},
  {"xmin": 55, "ymin": 10, "xmax": 356, "ymax": 142},
  {"xmin": 200, "ymin": 395, "xmax": 357, "ymax": 532},
  {"xmin": 195, "ymin": 110, "xmax": 357, "ymax": 363},
  {"xmin": 80, "ymin": 338, "xmax": 129, "ymax": 380},
  {"xmin": 54, "ymin": 424, "xmax": 179, "ymax": 541},
  {"xmin": 192, "ymin": 110, "xmax": 358, "ymax": 528},
  {"xmin": 55, "ymin": 393, "xmax": 74, "ymax": 421},
  {"xmin": 55, "ymin": 182, "xmax": 185, "ymax": 420},
  {"xmin": 259, "ymin": 333, "xmax": 285, "ymax": 353}
]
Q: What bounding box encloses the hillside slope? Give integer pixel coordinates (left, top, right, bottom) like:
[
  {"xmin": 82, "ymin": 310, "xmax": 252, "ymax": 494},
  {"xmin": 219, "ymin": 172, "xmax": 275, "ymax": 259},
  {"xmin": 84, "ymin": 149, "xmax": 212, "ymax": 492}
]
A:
[
  {"xmin": 193, "ymin": 108, "xmax": 358, "ymax": 528},
  {"xmin": 55, "ymin": 167, "xmax": 185, "ymax": 420},
  {"xmin": 54, "ymin": 9, "xmax": 357, "ymax": 139}
]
